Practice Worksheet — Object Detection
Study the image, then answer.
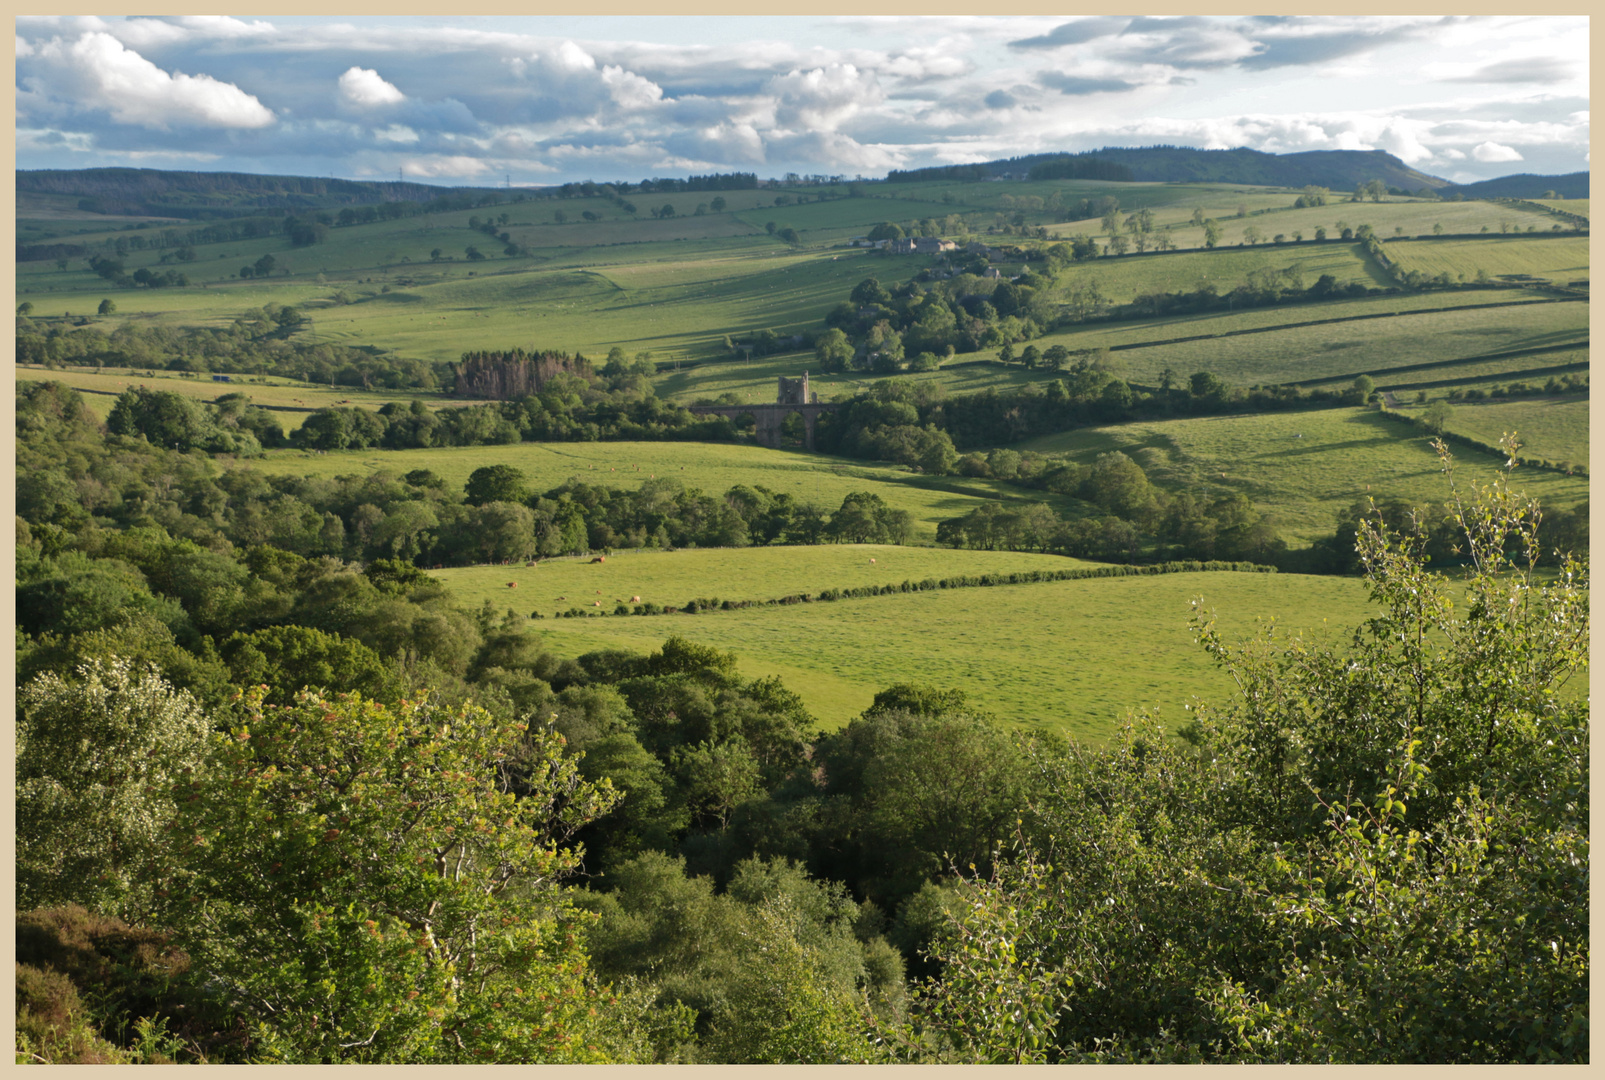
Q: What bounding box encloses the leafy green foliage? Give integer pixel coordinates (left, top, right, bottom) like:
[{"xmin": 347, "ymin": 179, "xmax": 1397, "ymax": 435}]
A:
[
  {"xmin": 159, "ymin": 690, "xmax": 630, "ymax": 1062},
  {"xmin": 912, "ymin": 441, "xmax": 1589, "ymax": 1063},
  {"xmin": 18, "ymin": 659, "xmax": 214, "ymax": 920},
  {"xmin": 579, "ymin": 851, "xmax": 891, "ymax": 1062}
]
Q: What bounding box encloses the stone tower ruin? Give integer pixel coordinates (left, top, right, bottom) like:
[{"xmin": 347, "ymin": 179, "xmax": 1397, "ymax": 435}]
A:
[{"xmin": 777, "ymin": 372, "xmax": 812, "ymax": 405}]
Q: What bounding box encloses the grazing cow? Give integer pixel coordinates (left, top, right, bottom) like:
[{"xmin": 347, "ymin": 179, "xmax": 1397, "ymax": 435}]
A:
[
  {"xmin": 870, "ymin": 558, "xmax": 877, "ymax": 564},
  {"xmin": 632, "ymin": 595, "xmax": 641, "ymax": 602},
  {"xmin": 556, "ymin": 596, "xmax": 566, "ymax": 601},
  {"xmin": 507, "ymin": 582, "xmax": 518, "ymax": 589},
  {"xmin": 589, "ymin": 556, "xmax": 606, "ymax": 564},
  {"xmin": 593, "ymin": 600, "xmax": 601, "ymax": 606}
]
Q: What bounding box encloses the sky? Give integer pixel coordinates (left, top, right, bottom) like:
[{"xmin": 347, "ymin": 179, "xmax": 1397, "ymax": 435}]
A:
[{"xmin": 14, "ymin": 15, "xmax": 1591, "ymax": 188}]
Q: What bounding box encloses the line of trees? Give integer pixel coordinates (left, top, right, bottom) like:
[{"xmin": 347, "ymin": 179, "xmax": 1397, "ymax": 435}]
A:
[
  {"xmin": 15, "ymin": 396, "xmax": 1590, "ymax": 1060},
  {"xmin": 17, "ymin": 309, "xmax": 446, "ymax": 389}
]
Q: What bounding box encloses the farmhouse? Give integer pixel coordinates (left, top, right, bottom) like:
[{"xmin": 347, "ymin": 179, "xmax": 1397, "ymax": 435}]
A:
[{"xmin": 886, "ymin": 237, "xmax": 958, "ymax": 255}]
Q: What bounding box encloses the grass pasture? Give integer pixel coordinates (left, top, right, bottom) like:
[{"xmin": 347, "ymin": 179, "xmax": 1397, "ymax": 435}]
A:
[
  {"xmin": 1385, "ymin": 236, "xmax": 1590, "ymax": 286},
  {"xmin": 527, "ymin": 568, "xmax": 1377, "ymax": 739},
  {"xmin": 1392, "ymin": 398, "xmax": 1589, "ymax": 467},
  {"xmin": 245, "ymin": 440, "xmax": 1069, "ymax": 540},
  {"xmin": 1372, "ymin": 346, "xmax": 1588, "ymax": 394},
  {"xmin": 1533, "ymin": 199, "xmax": 1587, "ymax": 219},
  {"xmin": 1017, "ymin": 407, "xmax": 1589, "ymax": 544},
  {"xmin": 1032, "ymin": 289, "xmax": 1558, "ymax": 353},
  {"xmin": 1151, "ymin": 198, "xmax": 1558, "ymax": 250},
  {"xmin": 20, "ymin": 241, "xmax": 887, "ymax": 367},
  {"xmin": 1050, "ymin": 243, "xmax": 1388, "ymax": 305},
  {"xmin": 1058, "ymin": 299, "xmax": 1588, "ymax": 390},
  {"xmin": 15, "ymin": 366, "xmax": 457, "ymax": 432},
  {"xmin": 436, "ymin": 544, "xmax": 1098, "ymax": 617}
]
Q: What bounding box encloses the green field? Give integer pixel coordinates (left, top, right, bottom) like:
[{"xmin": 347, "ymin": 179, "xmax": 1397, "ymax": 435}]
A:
[
  {"xmin": 660, "ymin": 291, "xmax": 1579, "ymax": 405},
  {"xmin": 1148, "ymin": 197, "xmax": 1558, "ymax": 250},
  {"xmin": 15, "ymin": 365, "xmax": 460, "ymax": 431},
  {"xmin": 242, "ymin": 440, "xmax": 1070, "ymax": 541},
  {"xmin": 1017, "ymin": 407, "xmax": 1590, "ymax": 544},
  {"xmin": 18, "ymin": 244, "xmax": 881, "ymax": 367},
  {"xmin": 1386, "ymin": 236, "xmax": 1590, "ymax": 285},
  {"xmin": 526, "ymin": 569, "xmax": 1377, "ymax": 740},
  {"xmin": 1375, "ymin": 347, "xmax": 1588, "ymax": 394},
  {"xmin": 1391, "ymin": 397, "xmax": 1589, "ymax": 467},
  {"xmin": 1533, "ymin": 198, "xmax": 1587, "ymax": 218},
  {"xmin": 1048, "ymin": 243, "xmax": 1389, "ymax": 304},
  {"xmin": 1048, "ymin": 299, "xmax": 1588, "ymax": 390},
  {"xmin": 435, "ymin": 543, "xmax": 1099, "ymax": 615},
  {"xmin": 15, "ymin": 172, "xmax": 1588, "ymax": 748},
  {"xmin": 17, "ymin": 174, "xmax": 1583, "ymax": 380}
]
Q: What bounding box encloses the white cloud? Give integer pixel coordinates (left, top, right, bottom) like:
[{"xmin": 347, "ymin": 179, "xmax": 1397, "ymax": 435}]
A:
[
  {"xmin": 767, "ymin": 64, "xmax": 882, "ymax": 132},
  {"xmin": 27, "ymin": 31, "xmax": 275, "ymax": 129},
  {"xmin": 401, "ymin": 154, "xmax": 492, "ymax": 178},
  {"xmin": 881, "ymin": 41, "xmax": 973, "ymax": 81},
  {"xmin": 553, "ymin": 40, "xmax": 598, "ymax": 72},
  {"xmin": 13, "ymin": 16, "xmax": 1589, "ymax": 186},
  {"xmin": 765, "ymin": 128, "xmax": 900, "ymax": 171},
  {"xmin": 664, "ymin": 120, "xmax": 767, "ymax": 165},
  {"xmin": 339, "ymin": 67, "xmax": 406, "ymax": 107},
  {"xmin": 601, "ymin": 65, "xmax": 664, "ymax": 110},
  {"xmin": 1371, "ymin": 120, "xmax": 1435, "ymax": 164},
  {"xmin": 111, "ymin": 15, "xmax": 276, "ymax": 49},
  {"xmin": 1472, "ymin": 141, "xmax": 1523, "ymax": 162}
]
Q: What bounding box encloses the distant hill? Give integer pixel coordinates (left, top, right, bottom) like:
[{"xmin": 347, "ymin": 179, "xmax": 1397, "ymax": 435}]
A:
[
  {"xmin": 15, "ymin": 167, "xmax": 496, "ymax": 219},
  {"xmin": 966, "ymin": 146, "xmax": 1451, "ymax": 192},
  {"xmin": 1437, "ymin": 171, "xmax": 1589, "ymax": 200}
]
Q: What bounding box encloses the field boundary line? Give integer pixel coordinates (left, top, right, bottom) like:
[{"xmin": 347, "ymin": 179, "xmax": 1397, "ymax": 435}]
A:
[
  {"xmin": 1096, "ymin": 297, "xmax": 1582, "ymax": 356},
  {"xmin": 541, "ymin": 558, "xmax": 1278, "ymax": 620},
  {"xmin": 1296, "ymin": 339, "xmax": 1588, "ymax": 387},
  {"xmin": 1379, "ymin": 362, "xmax": 1590, "ymax": 393}
]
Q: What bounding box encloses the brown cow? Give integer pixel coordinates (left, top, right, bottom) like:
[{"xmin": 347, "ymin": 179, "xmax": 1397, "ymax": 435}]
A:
[
  {"xmin": 507, "ymin": 582, "xmax": 518, "ymax": 589},
  {"xmin": 589, "ymin": 556, "xmax": 605, "ymax": 563}
]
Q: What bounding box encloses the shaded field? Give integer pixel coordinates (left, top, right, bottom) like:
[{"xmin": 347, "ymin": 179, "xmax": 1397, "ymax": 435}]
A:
[
  {"xmin": 243, "ymin": 440, "xmax": 1067, "ymax": 540},
  {"xmin": 1016, "ymin": 407, "xmax": 1590, "ymax": 544},
  {"xmin": 527, "ymin": 569, "xmax": 1377, "ymax": 740},
  {"xmin": 301, "ymin": 248, "xmax": 881, "ymax": 363},
  {"xmin": 1064, "ymin": 300, "xmax": 1588, "ymax": 389},
  {"xmin": 17, "ymin": 242, "xmax": 880, "ymax": 367},
  {"xmin": 1039, "ymin": 289, "xmax": 1557, "ymax": 353},
  {"xmin": 1050, "ymin": 243, "xmax": 1388, "ymax": 306},
  {"xmin": 1150, "ymin": 198, "xmax": 1558, "ymax": 250},
  {"xmin": 1366, "ymin": 347, "xmax": 1588, "ymax": 393},
  {"xmin": 1390, "ymin": 398, "xmax": 1589, "ymax": 467},
  {"xmin": 436, "ymin": 544, "xmax": 1099, "ymax": 617},
  {"xmin": 1532, "ymin": 199, "xmax": 1588, "ymax": 219},
  {"xmin": 1386, "ymin": 236, "xmax": 1590, "ymax": 285},
  {"xmin": 15, "ymin": 366, "xmax": 457, "ymax": 431}
]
